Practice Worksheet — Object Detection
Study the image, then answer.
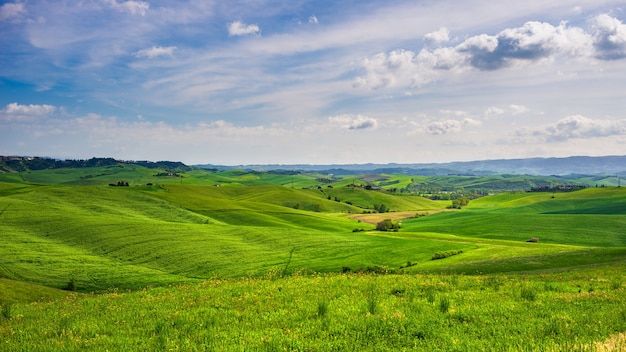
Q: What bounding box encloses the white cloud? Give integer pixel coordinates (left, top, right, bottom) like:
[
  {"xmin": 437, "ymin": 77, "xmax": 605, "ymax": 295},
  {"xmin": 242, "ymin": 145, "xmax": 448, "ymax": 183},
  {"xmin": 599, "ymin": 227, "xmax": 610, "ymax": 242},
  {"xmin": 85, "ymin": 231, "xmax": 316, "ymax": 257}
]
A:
[
  {"xmin": 592, "ymin": 14, "xmax": 626, "ymax": 59},
  {"xmin": 354, "ymin": 48, "xmax": 462, "ymax": 89},
  {"xmin": 329, "ymin": 114, "xmax": 378, "ymax": 130},
  {"xmin": 309, "ymin": 15, "xmax": 318, "ymax": 24},
  {"xmin": 105, "ymin": 0, "xmax": 149, "ymax": 16},
  {"xmin": 510, "ymin": 104, "xmax": 529, "ymax": 115},
  {"xmin": 534, "ymin": 115, "xmax": 626, "ymax": 141},
  {"xmin": 357, "ymin": 16, "xmax": 607, "ymax": 89},
  {"xmin": 463, "ymin": 117, "xmax": 482, "ymax": 126},
  {"xmin": 0, "ymin": 2, "xmax": 26, "ymax": 22},
  {"xmin": 440, "ymin": 109, "xmax": 469, "ymax": 117},
  {"xmin": 485, "ymin": 106, "xmax": 505, "ymax": 116},
  {"xmin": 134, "ymin": 46, "xmax": 177, "ymax": 58},
  {"xmin": 426, "ymin": 119, "xmax": 461, "ymax": 135},
  {"xmin": 1, "ymin": 102, "xmax": 56, "ymax": 121},
  {"xmin": 424, "ymin": 27, "xmax": 450, "ymax": 45},
  {"xmin": 228, "ymin": 21, "xmax": 260, "ymax": 36},
  {"xmin": 485, "ymin": 105, "xmax": 528, "ymax": 117},
  {"xmin": 423, "ymin": 116, "xmax": 481, "ymax": 135}
]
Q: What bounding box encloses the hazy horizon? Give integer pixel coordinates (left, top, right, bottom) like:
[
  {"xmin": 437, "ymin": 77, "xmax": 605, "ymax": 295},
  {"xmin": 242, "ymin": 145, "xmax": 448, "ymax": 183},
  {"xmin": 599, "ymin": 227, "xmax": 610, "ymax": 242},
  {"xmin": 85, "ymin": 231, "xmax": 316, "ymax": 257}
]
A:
[{"xmin": 2, "ymin": 1, "xmax": 626, "ymax": 165}]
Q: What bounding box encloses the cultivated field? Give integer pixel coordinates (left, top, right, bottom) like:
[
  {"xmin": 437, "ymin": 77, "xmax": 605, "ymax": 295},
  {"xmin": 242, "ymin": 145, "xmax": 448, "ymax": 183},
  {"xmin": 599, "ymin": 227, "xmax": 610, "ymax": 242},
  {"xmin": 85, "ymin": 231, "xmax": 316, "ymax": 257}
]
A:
[{"xmin": 0, "ymin": 163, "xmax": 625, "ymax": 350}]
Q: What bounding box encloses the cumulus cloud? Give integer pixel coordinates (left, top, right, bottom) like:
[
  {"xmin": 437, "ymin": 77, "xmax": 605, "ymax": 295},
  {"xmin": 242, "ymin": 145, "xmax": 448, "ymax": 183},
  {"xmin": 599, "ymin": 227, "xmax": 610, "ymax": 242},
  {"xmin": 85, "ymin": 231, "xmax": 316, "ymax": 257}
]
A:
[
  {"xmin": 356, "ymin": 15, "xmax": 626, "ymax": 89},
  {"xmin": 309, "ymin": 15, "xmax": 318, "ymax": 24},
  {"xmin": 426, "ymin": 119, "xmax": 461, "ymax": 135},
  {"xmin": 1, "ymin": 102, "xmax": 56, "ymax": 121},
  {"xmin": 329, "ymin": 114, "xmax": 378, "ymax": 130},
  {"xmin": 510, "ymin": 104, "xmax": 529, "ymax": 115},
  {"xmin": 134, "ymin": 46, "xmax": 177, "ymax": 58},
  {"xmin": 485, "ymin": 105, "xmax": 528, "ymax": 117},
  {"xmin": 592, "ymin": 14, "xmax": 626, "ymax": 60},
  {"xmin": 534, "ymin": 115, "xmax": 626, "ymax": 141},
  {"xmin": 424, "ymin": 27, "xmax": 450, "ymax": 45},
  {"xmin": 485, "ymin": 106, "xmax": 506, "ymax": 116},
  {"xmin": 228, "ymin": 21, "xmax": 260, "ymax": 36},
  {"xmin": 105, "ymin": 0, "xmax": 149, "ymax": 16},
  {"xmin": 458, "ymin": 21, "xmax": 590, "ymax": 70},
  {"xmin": 424, "ymin": 117, "xmax": 480, "ymax": 135},
  {"xmin": 354, "ymin": 48, "xmax": 463, "ymax": 89},
  {"xmin": 0, "ymin": 2, "xmax": 26, "ymax": 22}
]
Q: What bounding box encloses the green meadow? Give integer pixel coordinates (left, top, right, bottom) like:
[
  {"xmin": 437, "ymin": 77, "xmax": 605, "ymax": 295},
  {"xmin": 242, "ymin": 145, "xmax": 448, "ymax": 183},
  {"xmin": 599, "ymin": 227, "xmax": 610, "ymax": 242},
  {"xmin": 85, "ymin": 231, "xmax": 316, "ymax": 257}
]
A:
[{"xmin": 0, "ymin": 163, "xmax": 625, "ymax": 350}]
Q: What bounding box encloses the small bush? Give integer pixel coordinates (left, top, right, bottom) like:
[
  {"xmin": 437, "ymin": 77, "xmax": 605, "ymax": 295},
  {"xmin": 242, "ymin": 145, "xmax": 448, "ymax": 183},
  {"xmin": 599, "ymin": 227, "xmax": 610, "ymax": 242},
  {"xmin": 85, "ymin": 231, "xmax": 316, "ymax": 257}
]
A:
[
  {"xmin": 424, "ymin": 288, "xmax": 436, "ymax": 304},
  {"xmin": 376, "ymin": 219, "xmax": 400, "ymax": 231},
  {"xmin": 611, "ymin": 280, "xmax": 622, "ymax": 290},
  {"xmin": 366, "ymin": 286, "xmax": 379, "ymax": 315},
  {"xmin": 317, "ymin": 299, "xmax": 328, "ymax": 318},
  {"xmin": 1, "ymin": 303, "xmax": 11, "ymax": 320},
  {"xmin": 65, "ymin": 278, "xmax": 77, "ymax": 291},
  {"xmin": 520, "ymin": 287, "xmax": 537, "ymax": 301},
  {"xmin": 439, "ymin": 296, "xmax": 450, "ymax": 313},
  {"xmin": 399, "ymin": 261, "xmax": 416, "ymax": 269},
  {"xmin": 390, "ymin": 287, "xmax": 406, "ymax": 296},
  {"xmin": 431, "ymin": 250, "xmax": 463, "ymax": 260}
]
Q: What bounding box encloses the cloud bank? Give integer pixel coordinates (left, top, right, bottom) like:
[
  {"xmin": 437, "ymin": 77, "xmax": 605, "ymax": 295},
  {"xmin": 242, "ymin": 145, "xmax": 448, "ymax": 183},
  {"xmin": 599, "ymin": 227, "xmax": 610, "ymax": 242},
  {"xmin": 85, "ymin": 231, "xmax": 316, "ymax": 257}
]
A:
[
  {"xmin": 357, "ymin": 14, "xmax": 626, "ymax": 90},
  {"xmin": 228, "ymin": 21, "xmax": 260, "ymax": 36}
]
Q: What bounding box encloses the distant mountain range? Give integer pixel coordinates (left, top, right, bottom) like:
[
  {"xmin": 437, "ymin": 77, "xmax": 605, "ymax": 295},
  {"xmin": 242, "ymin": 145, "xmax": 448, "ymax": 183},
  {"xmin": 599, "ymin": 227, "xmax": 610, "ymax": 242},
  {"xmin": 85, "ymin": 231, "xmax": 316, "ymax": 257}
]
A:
[
  {"xmin": 196, "ymin": 155, "xmax": 626, "ymax": 176},
  {"xmin": 2, "ymin": 155, "xmax": 625, "ymax": 176}
]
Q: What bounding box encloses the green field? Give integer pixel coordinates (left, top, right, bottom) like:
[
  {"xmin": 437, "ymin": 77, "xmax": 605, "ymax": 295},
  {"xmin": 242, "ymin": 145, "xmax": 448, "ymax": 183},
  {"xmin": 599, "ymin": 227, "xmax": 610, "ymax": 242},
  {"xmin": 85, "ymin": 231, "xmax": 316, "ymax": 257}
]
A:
[{"xmin": 0, "ymin": 163, "xmax": 625, "ymax": 350}]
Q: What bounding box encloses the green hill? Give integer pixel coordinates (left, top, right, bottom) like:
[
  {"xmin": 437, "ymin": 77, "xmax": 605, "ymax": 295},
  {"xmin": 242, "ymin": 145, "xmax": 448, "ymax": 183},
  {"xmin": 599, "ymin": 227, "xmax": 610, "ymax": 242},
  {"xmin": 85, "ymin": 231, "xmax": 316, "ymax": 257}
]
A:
[
  {"xmin": 1, "ymin": 165, "xmax": 625, "ymax": 294},
  {"xmin": 1, "ymin": 166, "xmax": 626, "ymax": 351}
]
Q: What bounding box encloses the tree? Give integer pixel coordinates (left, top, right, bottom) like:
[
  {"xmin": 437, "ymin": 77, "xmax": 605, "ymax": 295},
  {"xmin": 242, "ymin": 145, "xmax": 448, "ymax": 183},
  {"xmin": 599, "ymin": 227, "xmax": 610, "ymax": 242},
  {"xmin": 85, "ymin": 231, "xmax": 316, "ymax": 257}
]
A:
[
  {"xmin": 374, "ymin": 203, "xmax": 388, "ymax": 213},
  {"xmin": 376, "ymin": 219, "xmax": 400, "ymax": 232}
]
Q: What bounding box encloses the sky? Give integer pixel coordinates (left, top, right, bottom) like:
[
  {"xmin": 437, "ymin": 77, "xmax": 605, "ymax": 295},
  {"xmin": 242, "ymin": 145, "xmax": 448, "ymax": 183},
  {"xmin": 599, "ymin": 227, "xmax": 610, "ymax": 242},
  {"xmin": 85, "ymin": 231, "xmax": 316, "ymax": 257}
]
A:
[{"xmin": 2, "ymin": 0, "xmax": 626, "ymax": 165}]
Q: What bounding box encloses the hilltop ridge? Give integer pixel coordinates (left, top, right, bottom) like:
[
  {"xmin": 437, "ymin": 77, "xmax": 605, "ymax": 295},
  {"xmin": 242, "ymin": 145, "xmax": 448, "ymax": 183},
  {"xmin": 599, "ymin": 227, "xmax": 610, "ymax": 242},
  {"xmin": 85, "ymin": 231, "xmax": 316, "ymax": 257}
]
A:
[
  {"xmin": 198, "ymin": 155, "xmax": 626, "ymax": 176},
  {"xmin": 3, "ymin": 154, "xmax": 626, "ymax": 176}
]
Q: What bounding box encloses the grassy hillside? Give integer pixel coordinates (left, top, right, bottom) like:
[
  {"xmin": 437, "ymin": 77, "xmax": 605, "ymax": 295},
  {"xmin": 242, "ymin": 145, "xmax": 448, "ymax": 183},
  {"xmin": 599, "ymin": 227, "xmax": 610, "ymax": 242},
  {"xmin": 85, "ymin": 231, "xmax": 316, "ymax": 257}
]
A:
[
  {"xmin": 2, "ymin": 178, "xmax": 625, "ymax": 294},
  {"xmin": 402, "ymin": 188, "xmax": 626, "ymax": 247},
  {"xmin": 0, "ymin": 182, "xmax": 477, "ymax": 292},
  {"xmin": 1, "ymin": 166, "xmax": 626, "ymax": 350},
  {"xmin": 1, "ymin": 265, "xmax": 624, "ymax": 351}
]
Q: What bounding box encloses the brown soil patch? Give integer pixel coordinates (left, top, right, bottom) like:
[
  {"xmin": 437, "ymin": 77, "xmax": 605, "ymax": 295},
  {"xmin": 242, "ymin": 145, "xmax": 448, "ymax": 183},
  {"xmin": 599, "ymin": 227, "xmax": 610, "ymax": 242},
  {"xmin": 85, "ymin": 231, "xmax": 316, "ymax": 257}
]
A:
[{"xmin": 348, "ymin": 210, "xmax": 451, "ymax": 225}]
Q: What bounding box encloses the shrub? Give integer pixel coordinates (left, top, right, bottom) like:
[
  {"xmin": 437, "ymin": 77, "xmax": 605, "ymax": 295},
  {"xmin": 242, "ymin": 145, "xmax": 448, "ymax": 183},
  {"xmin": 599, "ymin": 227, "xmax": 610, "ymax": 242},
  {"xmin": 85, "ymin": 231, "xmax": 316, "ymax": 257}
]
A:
[
  {"xmin": 366, "ymin": 286, "xmax": 379, "ymax": 315},
  {"xmin": 439, "ymin": 296, "xmax": 451, "ymax": 313},
  {"xmin": 376, "ymin": 219, "xmax": 400, "ymax": 231},
  {"xmin": 520, "ymin": 287, "xmax": 537, "ymax": 301},
  {"xmin": 424, "ymin": 288, "xmax": 436, "ymax": 304},
  {"xmin": 317, "ymin": 299, "xmax": 329, "ymax": 318},
  {"xmin": 66, "ymin": 278, "xmax": 77, "ymax": 291},
  {"xmin": 431, "ymin": 250, "xmax": 463, "ymax": 260},
  {"xmin": 1, "ymin": 303, "xmax": 11, "ymax": 320}
]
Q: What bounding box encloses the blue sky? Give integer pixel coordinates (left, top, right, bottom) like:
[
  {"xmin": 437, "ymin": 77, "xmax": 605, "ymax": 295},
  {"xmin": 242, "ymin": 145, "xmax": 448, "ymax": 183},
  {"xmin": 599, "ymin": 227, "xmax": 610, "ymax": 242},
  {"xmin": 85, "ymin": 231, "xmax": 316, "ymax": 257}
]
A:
[{"xmin": 2, "ymin": 0, "xmax": 626, "ymax": 165}]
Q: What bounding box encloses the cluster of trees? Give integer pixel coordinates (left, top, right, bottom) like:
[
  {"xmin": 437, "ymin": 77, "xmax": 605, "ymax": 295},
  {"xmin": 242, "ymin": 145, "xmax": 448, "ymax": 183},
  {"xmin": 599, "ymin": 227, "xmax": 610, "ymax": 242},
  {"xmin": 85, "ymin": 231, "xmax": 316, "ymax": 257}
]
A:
[
  {"xmin": 373, "ymin": 203, "xmax": 388, "ymax": 213},
  {"xmin": 109, "ymin": 181, "xmax": 129, "ymax": 187},
  {"xmin": 448, "ymin": 196, "xmax": 469, "ymax": 209},
  {"xmin": 0, "ymin": 156, "xmax": 191, "ymax": 173},
  {"xmin": 376, "ymin": 219, "xmax": 400, "ymax": 232},
  {"xmin": 1, "ymin": 157, "xmax": 118, "ymax": 172}
]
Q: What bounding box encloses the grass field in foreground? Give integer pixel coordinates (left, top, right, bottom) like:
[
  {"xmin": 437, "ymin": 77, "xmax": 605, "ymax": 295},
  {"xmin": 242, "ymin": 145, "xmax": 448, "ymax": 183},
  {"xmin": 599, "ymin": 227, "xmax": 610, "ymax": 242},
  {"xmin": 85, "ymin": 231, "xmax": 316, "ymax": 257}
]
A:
[
  {"xmin": 1, "ymin": 168, "xmax": 626, "ymax": 350},
  {"xmin": 1, "ymin": 265, "xmax": 625, "ymax": 351},
  {"xmin": 1, "ymin": 181, "xmax": 626, "ymax": 294}
]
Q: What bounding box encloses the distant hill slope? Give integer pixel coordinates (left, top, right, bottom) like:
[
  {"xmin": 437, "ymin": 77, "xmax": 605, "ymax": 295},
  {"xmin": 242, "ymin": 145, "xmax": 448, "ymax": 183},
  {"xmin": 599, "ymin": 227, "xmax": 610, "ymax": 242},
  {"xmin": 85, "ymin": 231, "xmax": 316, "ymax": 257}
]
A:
[
  {"xmin": 3, "ymin": 154, "xmax": 625, "ymax": 176},
  {"xmin": 197, "ymin": 155, "xmax": 626, "ymax": 176},
  {"xmin": 0, "ymin": 156, "xmax": 191, "ymax": 173}
]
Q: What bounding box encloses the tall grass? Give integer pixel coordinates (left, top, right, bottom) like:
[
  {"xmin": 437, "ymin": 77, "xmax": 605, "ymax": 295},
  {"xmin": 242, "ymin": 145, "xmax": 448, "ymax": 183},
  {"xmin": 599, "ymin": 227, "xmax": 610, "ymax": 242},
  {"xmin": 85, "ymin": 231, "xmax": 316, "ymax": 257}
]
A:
[{"xmin": 1, "ymin": 267, "xmax": 625, "ymax": 351}]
